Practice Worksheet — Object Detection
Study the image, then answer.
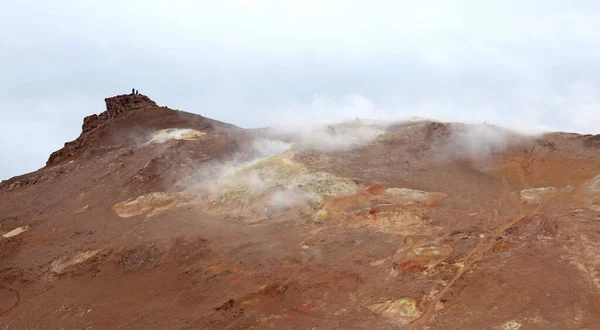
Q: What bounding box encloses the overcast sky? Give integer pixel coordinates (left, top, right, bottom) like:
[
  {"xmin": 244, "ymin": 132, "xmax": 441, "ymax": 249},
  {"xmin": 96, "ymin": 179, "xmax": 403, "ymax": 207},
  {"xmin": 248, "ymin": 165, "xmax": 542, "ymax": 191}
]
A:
[{"xmin": 2, "ymin": 1, "xmax": 600, "ymax": 179}]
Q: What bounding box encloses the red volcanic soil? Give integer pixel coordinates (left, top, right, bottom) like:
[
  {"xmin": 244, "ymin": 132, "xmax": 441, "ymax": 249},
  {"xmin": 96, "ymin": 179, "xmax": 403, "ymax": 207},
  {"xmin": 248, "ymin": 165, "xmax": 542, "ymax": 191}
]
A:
[{"xmin": 3, "ymin": 95, "xmax": 600, "ymax": 329}]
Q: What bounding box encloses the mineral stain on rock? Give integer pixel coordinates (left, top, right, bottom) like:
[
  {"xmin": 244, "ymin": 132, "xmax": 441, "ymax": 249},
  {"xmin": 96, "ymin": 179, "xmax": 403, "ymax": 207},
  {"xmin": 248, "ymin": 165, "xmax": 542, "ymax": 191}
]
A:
[
  {"xmin": 112, "ymin": 192, "xmax": 176, "ymax": 218},
  {"xmin": 314, "ymin": 209, "xmax": 329, "ymax": 221},
  {"xmin": 51, "ymin": 250, "xmax": 101, "ymax": 274},
  {"xmin": 147, "ymin": 128, "xmax": 206, "ymax": 144},
  {"xmin": 501, "ymin": 320, "xmax": 522, "ymax": 330},
  {"xmin": 208, "ymin": 151, "xmax": 358, "ymax": 219},
  {"xmin": 385, "ymin": 187, "xmax": 447, "ymax": 205},
  {"xmin": 368, "ymin": 297, "xmax": 422, "ymax": 324},
  {"xmin": 386, "ymin": 188, "xmax": 430, "ymax": 201},
  {"xmin": 363, "ymin": 209, "xmax": 423, "ymax": 234},
  {"xmin": 519, "ymin": 187, "xmax": 557, "ymax": 204},
  {"xmin": 73, "ymin": 205, "xmax": 90, "ymax": 214},
  {"xmin": 2, "ymin": 226, "xmax": 28, "ymax": 238},
  {"xmin": 393, "ymin": 245, "xmax": 453, "ymax": 270}
]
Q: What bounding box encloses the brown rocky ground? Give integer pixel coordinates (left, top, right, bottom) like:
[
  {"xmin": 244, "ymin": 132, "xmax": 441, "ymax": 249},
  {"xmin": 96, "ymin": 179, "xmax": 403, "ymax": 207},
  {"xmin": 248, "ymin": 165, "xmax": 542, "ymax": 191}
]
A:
[{"xmin": 2, "ymin": 94, "xmax": 600, "ymax": 329}]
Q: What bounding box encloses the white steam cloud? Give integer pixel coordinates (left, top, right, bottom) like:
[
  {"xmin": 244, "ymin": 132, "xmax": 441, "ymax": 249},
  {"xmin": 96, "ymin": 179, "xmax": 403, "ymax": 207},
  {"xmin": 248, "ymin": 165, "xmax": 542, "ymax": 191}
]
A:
[
  {"xmin": 264, "ymin": 121, "xmax": 385, "ymax": 152},
  {"xmin": 433, "ymin": 122, "xmax": 536, "ymax": 166},
  {"xmin": 261, "ymin": 95, "xmax": 387, "ymax": 151},
  {"xmin": 250, "ymin": 138, "xmax": 292, "ymax": 157},
  {"xmin": 191, "ymin": 138, "xmax": 292, "ymax": 194},
  {"xmin": 185, "ymin": 118, "xmax": 382, "ymax": 212},
  {"xmin": 447, "ymin": 124, "xmax": 519, "ymax": 158},
  {"xmin": 266, "ymin": 187, "xmax": 315, "ymax": 212}
]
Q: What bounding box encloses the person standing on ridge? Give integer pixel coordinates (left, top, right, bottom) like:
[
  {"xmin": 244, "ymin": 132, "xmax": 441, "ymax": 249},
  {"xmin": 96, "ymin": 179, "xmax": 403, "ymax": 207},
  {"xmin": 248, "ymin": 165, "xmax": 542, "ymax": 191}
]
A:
[
  {"xmin": 131, "ymin": 88, "xmax": 135, "ymax": 95},
  {"xmin": 135, "ymin": 89, "xmax": 139, "ymax": 95}
]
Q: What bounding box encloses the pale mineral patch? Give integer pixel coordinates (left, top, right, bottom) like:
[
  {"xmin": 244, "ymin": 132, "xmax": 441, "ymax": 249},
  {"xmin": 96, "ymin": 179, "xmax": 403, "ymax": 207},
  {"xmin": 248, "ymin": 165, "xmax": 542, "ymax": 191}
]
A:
[
  {"xmin": 217, "ymin": 152, "xmax": 357, "ymax": 202},
  {"xmin": 368, "ymin": 298, "xmax": 422, "ymax": 324},
  {"xmin": 394, "ymin": 245, "xmax": 453, "ymax": 269},
  {"xmin": 370, "ymin": 259, "xmax": 387, "ymax": 266},
  {"xmin": 363, "ymin": 210, "xmax": 423, "ymax": 234},
  {"xmin": 386, "ymin": 188, "xmax": 429, "ymax": 200},
  {"xmin": 2, "ymin": 226, "xmax": 28, "ymax": 238},
  {"xmin": 519, "ymin": 187, "xmax": 557, "ymax": 204},
  {"xmin": 147, "ymin": 128, "xmax": 205, "ymax": 144},
  {"xmin": 314, "ymin": 209, "xmax": 329, "ymax": 221},
  {"xmin": 112, "ymin": 192, "xmax": 176, "ymax": 218},
  {"xmin": 385, "ymin": 188, "xmax": 446, "ymax": 204},
  {"xmin": 73, "ymin": 205, "xmax": 90, "ymax": 213},
  {"xmin": 585, "ymin": 173, "xmax": 600, "ymax": 193},
  {"xmin": 210, "ymin": 152, "xmax": 357, "ymax": 220},
  {"xmin": 51, "ymin": 250, "xmax": 101, "ymax": 274},
  {"xmin": 501, "ymin": 320, "xmax": 522, "ymax": 330}
]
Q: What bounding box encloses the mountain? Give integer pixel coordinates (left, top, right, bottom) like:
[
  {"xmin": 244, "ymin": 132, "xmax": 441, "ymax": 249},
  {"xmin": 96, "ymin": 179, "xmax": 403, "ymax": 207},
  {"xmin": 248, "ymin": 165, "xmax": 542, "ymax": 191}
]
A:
[{"xmin": 2, "ymin": 94, "xmax": 600, "ymax": 329}]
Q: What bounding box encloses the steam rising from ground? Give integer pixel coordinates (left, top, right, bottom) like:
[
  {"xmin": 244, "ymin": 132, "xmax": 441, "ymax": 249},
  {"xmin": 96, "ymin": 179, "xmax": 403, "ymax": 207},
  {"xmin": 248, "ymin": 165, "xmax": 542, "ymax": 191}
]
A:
[
  {"xmin": 250, "ymin": 138, "xmax": 292, "ymax": 157},
  {"xmin": 190, "ymin": 120, "xmax": 386, "ymax": 194},
  {"xmin": 444, "ymin": 123, "xmax": 529, "ymax": 160},
  {"xmin": 185, "ymin": 117, "xmax": 537, "ymax": 214},
  {"xmin": 185, "ymin": 121, "xmax": 382, "ymax": 213},
  {"xmin": 266, "ymin": 187, "xmax": 315, "ymax": 212},
  {"xmin": 264, "ymin": 119, "xmax": 386, "ymax": 152},
  {"xmin": 191, "ymin": 138, "xmax": 293, "ymax": 195}
]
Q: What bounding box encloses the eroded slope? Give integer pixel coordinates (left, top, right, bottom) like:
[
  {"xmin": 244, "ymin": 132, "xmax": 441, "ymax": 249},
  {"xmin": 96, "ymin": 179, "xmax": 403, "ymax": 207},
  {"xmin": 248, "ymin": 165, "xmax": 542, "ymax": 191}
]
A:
[{"xmin": 2, "ymin": 97, "xmax": 600, "ymax": 329}]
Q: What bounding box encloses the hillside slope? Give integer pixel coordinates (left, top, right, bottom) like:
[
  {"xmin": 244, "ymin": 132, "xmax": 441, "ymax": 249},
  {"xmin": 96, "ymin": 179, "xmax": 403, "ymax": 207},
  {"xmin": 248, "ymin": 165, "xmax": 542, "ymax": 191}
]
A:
[{"xmin": 2, "ymin": 95, "xmax": 600, "ymax": 329}]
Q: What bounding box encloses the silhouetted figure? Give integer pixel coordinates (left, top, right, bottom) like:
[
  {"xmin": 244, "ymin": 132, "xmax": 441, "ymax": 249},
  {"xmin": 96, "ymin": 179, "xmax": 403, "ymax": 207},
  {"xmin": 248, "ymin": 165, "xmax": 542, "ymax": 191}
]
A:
[
  {"xmin": 131, "ymin": 88, "xmax": 135, "ymax": 95},
  {"xmin": 135, "ymin": 89, "xmax": 139, "ymax": 95}
]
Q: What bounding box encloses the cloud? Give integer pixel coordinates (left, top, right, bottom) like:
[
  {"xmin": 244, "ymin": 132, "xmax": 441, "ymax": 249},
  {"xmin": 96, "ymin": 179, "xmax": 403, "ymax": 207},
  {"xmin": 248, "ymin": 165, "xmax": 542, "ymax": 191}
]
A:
[{"xmin": 268, "ymin": 95, "xmax": 379, "ymax": 127}]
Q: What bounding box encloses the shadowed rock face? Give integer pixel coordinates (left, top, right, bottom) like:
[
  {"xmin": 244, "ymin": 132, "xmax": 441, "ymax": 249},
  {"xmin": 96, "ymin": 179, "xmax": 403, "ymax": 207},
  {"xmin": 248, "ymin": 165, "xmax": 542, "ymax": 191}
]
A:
[
  {"xmin": 104, "ymin": 94, "xmax": 157, "ymax": 118},
  {"xmin": 46, "ymin": 94, "xmax": 157, "ymax": 166},
  {"xmin": 5, "ymin": 95, "xmax": 600, "ymax": 329}
]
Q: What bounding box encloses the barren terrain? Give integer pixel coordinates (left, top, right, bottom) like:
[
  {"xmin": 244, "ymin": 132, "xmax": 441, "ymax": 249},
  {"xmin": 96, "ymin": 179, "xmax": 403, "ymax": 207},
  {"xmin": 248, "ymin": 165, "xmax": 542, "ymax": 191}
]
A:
[{"xmin": 3, "ymin": 94, "xmax": 600, "ymax": 329}]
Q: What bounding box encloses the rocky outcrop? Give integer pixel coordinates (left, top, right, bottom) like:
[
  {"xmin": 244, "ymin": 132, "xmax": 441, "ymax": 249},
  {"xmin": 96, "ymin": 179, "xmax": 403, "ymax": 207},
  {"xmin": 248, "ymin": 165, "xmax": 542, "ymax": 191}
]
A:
[
  {"xmin": 104, "ymin": 94, "xmax": 156, "ymax": 119},
  {"xmin": 46, "ymin": 94, "xmax": 157, "ymax": 166}
]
